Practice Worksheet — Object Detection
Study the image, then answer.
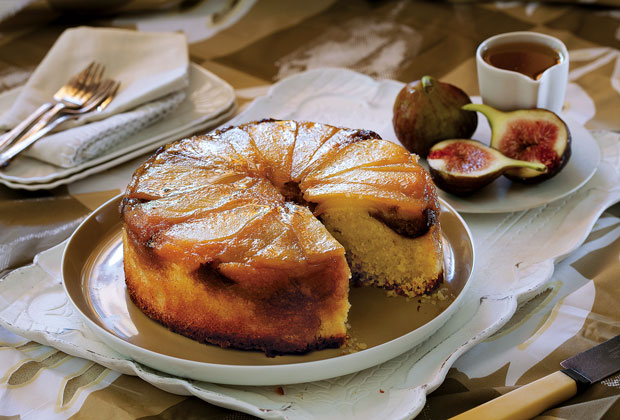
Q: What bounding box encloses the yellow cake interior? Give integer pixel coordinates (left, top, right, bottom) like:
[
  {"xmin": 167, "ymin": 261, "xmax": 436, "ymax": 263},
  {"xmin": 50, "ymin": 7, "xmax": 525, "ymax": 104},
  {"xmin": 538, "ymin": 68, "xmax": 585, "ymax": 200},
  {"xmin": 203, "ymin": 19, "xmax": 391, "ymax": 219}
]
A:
[{"xmin": 320, "ymin": 206, "xmax": 443, "ymax": 297}]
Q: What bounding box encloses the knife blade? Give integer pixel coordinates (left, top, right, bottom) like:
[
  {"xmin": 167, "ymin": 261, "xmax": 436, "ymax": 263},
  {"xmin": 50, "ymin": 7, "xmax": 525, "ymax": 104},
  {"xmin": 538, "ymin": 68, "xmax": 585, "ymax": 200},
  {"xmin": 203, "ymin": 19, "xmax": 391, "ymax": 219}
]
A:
[
  {"xmin": 449, "ymin": 334, "xmax": 620, "ymax": 420},
  {"xmin": 560, "ymin": 333, "xmax": 620, "ymax": 386}
]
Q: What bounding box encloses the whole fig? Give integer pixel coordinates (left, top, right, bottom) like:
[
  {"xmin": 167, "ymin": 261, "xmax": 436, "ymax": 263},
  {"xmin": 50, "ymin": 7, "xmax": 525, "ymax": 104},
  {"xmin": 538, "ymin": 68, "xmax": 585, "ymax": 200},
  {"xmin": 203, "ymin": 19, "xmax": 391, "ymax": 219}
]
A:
[{"xmin": 392, "ymin": 76, "xmax": 477, "ymax": 157}]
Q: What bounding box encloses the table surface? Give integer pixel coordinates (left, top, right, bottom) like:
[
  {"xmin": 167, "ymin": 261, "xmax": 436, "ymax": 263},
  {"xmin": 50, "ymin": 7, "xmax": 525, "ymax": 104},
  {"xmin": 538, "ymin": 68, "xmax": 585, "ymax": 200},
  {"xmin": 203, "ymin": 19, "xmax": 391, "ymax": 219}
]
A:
[{"xmin": 1, "ymin": 1, "xmax": 619, "ymax": 419}]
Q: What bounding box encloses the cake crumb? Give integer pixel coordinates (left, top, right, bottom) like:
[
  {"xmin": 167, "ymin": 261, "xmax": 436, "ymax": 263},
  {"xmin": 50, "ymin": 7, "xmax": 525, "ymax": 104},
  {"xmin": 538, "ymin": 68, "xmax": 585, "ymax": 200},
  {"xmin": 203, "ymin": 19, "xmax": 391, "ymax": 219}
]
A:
[
  {"xmin": 380, "ymin": 389, "xmax": 385, "ymax": 393},
  {"xmin": 342, "ymin": 335, "xmax": 368, "ymax": 354}
]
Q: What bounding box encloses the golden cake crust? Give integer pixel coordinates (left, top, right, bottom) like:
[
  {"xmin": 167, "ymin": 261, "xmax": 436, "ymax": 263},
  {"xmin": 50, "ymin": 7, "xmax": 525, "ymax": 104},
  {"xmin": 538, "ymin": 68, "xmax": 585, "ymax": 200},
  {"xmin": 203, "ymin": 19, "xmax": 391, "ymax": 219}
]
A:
[{"xmin": 123, "ymin": 229, "xmax": 348, "ymax": 356}]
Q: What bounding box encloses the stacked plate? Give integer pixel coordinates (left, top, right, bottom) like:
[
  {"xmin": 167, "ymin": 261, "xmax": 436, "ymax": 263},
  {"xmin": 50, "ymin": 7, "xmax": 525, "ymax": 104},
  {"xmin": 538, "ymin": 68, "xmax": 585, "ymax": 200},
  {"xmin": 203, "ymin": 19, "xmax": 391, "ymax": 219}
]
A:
[{"xmin": 0, "ymin": 64, "xmax": 236, "ymax": 190}]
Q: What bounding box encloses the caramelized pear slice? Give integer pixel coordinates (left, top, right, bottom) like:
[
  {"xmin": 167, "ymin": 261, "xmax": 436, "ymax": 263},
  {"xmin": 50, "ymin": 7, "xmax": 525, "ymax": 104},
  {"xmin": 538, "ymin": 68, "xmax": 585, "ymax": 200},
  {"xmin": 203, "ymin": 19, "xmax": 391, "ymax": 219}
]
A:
[
  {"xmin": 427, "ymin": 139, "xmax": 546, "ymax": 196},
  {"xmin": 462, "ymin": 103, "xmax": 571, "ymax": 183}
]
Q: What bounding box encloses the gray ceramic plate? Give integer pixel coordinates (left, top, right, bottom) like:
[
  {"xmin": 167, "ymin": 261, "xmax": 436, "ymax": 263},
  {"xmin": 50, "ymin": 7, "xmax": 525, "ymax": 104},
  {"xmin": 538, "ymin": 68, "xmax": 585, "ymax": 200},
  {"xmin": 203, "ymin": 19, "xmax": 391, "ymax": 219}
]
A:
[{"xmin": 62, "ymin": 194, "xmax": 474, "ymax": 385}]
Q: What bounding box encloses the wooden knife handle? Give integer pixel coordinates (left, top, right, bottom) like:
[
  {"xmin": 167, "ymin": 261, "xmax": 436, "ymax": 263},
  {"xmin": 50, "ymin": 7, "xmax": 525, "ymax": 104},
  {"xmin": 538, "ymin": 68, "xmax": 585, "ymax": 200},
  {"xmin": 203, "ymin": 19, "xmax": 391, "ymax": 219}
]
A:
[{"xmin": 448, "ymin": 371, "xmax": 578, "ymax": 420}]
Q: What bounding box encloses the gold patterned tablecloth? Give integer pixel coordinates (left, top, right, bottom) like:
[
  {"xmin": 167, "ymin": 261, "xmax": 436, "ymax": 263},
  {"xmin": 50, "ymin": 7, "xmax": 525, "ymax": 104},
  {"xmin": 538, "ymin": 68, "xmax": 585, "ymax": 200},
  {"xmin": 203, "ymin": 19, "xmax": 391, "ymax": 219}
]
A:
[{"xmin": 0, "ymin": 1, "xmax": 619, "ymax": 419}]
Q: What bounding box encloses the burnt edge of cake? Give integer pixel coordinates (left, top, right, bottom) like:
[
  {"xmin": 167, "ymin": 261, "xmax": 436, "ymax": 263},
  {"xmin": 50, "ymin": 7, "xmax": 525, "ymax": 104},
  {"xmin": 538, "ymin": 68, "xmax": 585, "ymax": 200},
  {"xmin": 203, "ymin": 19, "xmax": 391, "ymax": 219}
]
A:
[
  {"xmin": 125, "ymin": 281, "xmax": 344, "ymax": 357},
  {"xmin": 192, "ymin": 262, "xmax": 236, "ymax": 290},
  {"xmin": 369, "ymin": 207, "xmax": 437, "ymax": 239},
  {"xmin": 349, "ymin": 261, "xmax": 444, "ymax": 297}
]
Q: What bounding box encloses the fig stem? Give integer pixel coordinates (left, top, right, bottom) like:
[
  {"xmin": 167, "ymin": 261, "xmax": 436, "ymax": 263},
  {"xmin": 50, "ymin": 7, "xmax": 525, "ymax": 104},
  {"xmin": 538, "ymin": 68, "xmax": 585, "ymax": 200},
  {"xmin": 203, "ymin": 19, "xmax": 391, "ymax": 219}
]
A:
[
  {"xmin": 462, "ymin": 103, "xmax": 504, "ymax": 120},
  {"xmin": 461, "ymin": 103, "xmax": 505, "ymax": 133},
  {"xmin": 421, "ymin": 76, "xmax": 434, "ymax": 92},
  {"xmin": 506, "ymin": 158, "xmax": 547, "ymax": 172}
]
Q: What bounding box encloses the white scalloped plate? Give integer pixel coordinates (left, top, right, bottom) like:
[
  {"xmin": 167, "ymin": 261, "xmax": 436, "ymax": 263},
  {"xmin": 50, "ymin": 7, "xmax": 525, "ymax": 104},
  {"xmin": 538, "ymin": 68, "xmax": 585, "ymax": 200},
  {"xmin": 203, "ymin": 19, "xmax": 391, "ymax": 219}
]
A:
[
  {"xmin": 0, "ymin": 63, "xmax": 236, "ymax": 190},
  {"xmin": 2, "ymin": 68, "xmax": 619, "ymax": 420},
  {"xmin": 62, "ymin": 195, "xmax": 474, "ymax": 386}
]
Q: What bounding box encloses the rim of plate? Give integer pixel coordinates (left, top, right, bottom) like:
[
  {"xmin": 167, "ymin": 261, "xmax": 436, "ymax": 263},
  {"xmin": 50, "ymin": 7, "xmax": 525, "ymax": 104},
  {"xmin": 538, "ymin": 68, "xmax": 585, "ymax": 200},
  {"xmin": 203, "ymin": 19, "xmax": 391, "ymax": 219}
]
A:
[{"xmin": 61, "ymin": 194, "xmax": 475, "ymax": 385}]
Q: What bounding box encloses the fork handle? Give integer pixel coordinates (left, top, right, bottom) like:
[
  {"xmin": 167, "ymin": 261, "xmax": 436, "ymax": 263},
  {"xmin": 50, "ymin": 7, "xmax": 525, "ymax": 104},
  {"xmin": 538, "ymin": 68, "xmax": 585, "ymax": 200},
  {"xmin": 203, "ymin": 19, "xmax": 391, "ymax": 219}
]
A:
[
  {"xmin": 0, "ymin": 102, "xmax": 54, "ymax": 152},
  {"xmin": 17, "ymin": 102, "xmax": 69, "ymax": 142},
  {"xmin": 0, "ymin": 113, "xmax": 76, "ymax": 168}
]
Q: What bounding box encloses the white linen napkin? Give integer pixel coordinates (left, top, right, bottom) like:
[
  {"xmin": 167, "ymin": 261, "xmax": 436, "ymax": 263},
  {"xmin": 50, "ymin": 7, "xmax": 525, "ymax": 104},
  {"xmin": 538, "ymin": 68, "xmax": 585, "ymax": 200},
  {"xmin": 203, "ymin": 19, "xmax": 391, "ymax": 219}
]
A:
[
  {"xmin": 24, "ymin": 90, "xmax": 186, "ymax": 168},
  {"xmin": 0, "ymin": 26, "xmax": 190, "ymax": 167},
  {"xmin": 0, "ymin": 26, "xmax": 189, "ymax": 129}
]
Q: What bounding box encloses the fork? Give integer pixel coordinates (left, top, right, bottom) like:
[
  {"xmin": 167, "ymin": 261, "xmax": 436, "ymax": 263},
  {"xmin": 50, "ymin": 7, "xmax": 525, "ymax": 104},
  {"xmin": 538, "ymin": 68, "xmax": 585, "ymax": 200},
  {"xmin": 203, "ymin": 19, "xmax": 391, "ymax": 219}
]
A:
[
  {"xmin": 0, "ymin": 62, "xmax": 105, "ymax": 152},
  {"xmin": 62, "ymin": 79, "xmax": 120, "ymax": 116},
  {"xmin": 0, "ymin": 79, "xmax": 119, "ymax": 168}
]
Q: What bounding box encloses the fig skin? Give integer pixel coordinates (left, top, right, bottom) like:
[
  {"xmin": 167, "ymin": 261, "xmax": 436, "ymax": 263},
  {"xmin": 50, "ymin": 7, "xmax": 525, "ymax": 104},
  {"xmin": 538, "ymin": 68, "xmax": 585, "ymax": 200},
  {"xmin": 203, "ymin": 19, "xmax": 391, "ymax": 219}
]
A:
[
  {"xmin": 462, "ymin": 103, "xmax": 571, "ymax": 184},
  {"xmin": 427, "ymin": 139, "xmax": 546, "ymax": 196},
  {"xmin": 393, "ymin": 76, "xmax": 477, "ymax": 157}
]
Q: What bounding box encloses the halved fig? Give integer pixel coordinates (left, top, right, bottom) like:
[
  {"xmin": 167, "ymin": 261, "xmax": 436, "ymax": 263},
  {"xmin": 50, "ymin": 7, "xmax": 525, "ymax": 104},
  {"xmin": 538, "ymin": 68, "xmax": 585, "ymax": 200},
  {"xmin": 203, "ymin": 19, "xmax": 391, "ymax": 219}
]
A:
[
  {"xmin": 462, "ymin": 103, "xmax": 571, "ymax": 183},
  {"xmin": 427, "ymin": 139, "xmax": 546, "ymax": 196}
]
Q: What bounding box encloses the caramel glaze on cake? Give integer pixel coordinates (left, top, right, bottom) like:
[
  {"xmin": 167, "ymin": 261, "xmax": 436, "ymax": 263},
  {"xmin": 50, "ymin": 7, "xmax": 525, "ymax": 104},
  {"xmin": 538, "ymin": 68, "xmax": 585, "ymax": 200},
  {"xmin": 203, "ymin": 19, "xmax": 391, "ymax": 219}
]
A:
[{"xmin": 121, "ymin": 119, "xmax": 443, "ymax": 356}]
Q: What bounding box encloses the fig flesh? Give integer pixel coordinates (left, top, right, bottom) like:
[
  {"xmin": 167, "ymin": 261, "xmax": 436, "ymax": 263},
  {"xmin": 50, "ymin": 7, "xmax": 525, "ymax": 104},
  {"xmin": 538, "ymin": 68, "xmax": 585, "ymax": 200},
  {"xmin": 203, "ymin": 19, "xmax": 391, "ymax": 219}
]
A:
[
  {"xmin": 427, "ymin": 139, "xmax": 546, "ymax": 196},
  {"xmin": 462, "ymin": 103, "xmax": 571, "ymax": 183},
  {"xmin": 393, "ymin": 76, "xmax": 477, "ymax": 157}
]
